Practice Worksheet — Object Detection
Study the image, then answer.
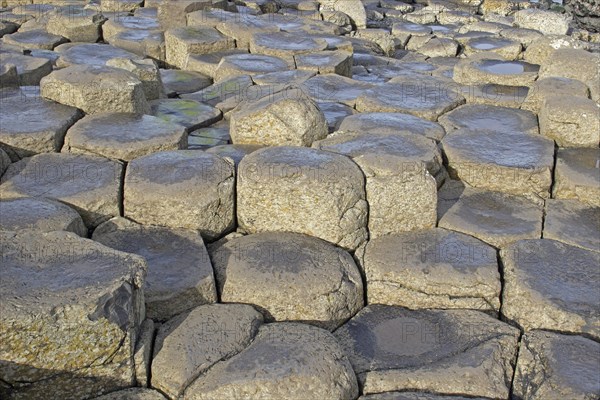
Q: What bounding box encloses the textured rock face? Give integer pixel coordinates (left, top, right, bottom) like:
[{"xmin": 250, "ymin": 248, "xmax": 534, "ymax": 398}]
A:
[
  {"xmin": 237, "ymin": 146, "xmax": 368, "ymax": 251},
  {"xmin": 152, "ymin": 304, "xmax": 263, "ymax": 398},
  {"xmin": 553, "ymin": 148, "xmax": 600, "ymax": 207},
  {"xmin": 513, "ymin": 330, "xmax": 600, "ymax": 400},
  {"xmin": 453, "ymin": 58, "xmax": 540, "ymax": 87},
  {"xmin": 565, "ymin": 0, "xmax": 600, "ymax": 32},
  {"xmin": 334, "ymin": 305, "xmax": 520, "ymax": 398},
  {"xmin": 0, "ymin": 231, "xmax": 147, "ymax": 400},
  {"xmin": 93, "ymin": 217, "xmax": 217, "ymax": 322},
  {"xmin": 544, "ymin": 199, "xmax": 600, "ymax": 252},
  {"xmin": 514, "ymin": 9, "xmax": 570, "ymax": 35},
  {"xmin": 46, "ymin": 7, "xmax": 106, "ymax": 42},
  {"xmin": 0, "ymin": 153, "xmax": 123, "ymax": 228},
  {"xmin": 319, "ymin": 0, "xmax": 367, "ymax": 29},
  {"xmin": 183, "ymin": 322, "xmax": 359, "ymax": 400},
  {"xmin": 165, "ymin": 27, "xmax": 235, "ymax": 69},
  {"xmin": 338, "ymin": 112, "xmax": 446, "ymax": 142},
  {"xmin": 94, "ymin": 388, "xmax": 167, "ymax": 400},
  {"xmin": 209, "ymin": 232, "xmax": 364, "ymax": 330},
  {"xmin": 501, "ymin": 239, "xmax": 600, "ymax": 339},
  {"xmin": 361, "ymin": 228, "xmax": 500, "ymax": 311},
  {"xmin": 539, "ymin": 95, "xmax": 600, "ymax": 148},
  {"xmin": 229, "ymin": 91, "xmax": 328, "ymax": 147},
  {"xmin": 522, "ymin": 77, "xmax": 590, "ymax": 113}
]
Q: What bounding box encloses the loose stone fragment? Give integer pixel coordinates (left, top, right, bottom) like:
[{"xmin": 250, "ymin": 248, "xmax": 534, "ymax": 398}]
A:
[
  {"xmin": 209, "ymin": 232, "xmax": 363, "ymax": 330},
  {"xmin": 124, "ymin": 151, "xmax": 235, "ymax": 240},
  {"xmin": 339, "ymin": 112, "xmax": 446, "ymax": 142},
  {"xmin": 544, "ymin": 199, "xmax": 600, "ymax": 252},
  {"xmin": 513, "ymin": 330, "xmax": 600, "ymax": 400},
  {"xmin": 539, "ymin": 95, "xmax": 600, "ymax": 148},
  {"xmin": 438, "ymin": 181, "xmax": 543, "ymax": 248},
  {"xmin": 40, "ymin": 64, "xmax": 149, "ymax": 115},
  {"xmin": 0, "ymin": 230, "xmax": 147, "ymax": 400},
  {"xmin": 553, "ymin": 148, "xmax": 600, "ymax": 207},
  {"xmin": 334, "ymin": 305, "xmax": 519, "ymax": 397},
  {"xmin": 0, "ymin": 197, "xmax": 87, "ymax": 236},
  {"xmin": 501, "ymin": 239, "xmax": 600, "ymax": 339},
  {"xmin": 184, "ymin": 322, "xmax": 359, "ymax": 400},
  {"xmin": 237, "ymin": 146, "xmax": 368, "ymax": 250},
  {"xmin": 361, "ymin": 228, "xmax": 500, "ymax": 311},
  {"xmin": 93, "ymin": 217, "xmax": 217, "ymax": 321},
  {"xmin": 438, "ymin": 104, "xmax": 538, "ymax": 135},
  {"xmin": 0, "ymin": 153, "xmax": 122, "ymax": 228}
]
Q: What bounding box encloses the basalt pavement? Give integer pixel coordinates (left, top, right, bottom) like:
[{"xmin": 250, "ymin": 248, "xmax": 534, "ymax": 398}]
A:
[{"xmin": 0, "ymin": 0, "xmax": 599, "ymax": 399}]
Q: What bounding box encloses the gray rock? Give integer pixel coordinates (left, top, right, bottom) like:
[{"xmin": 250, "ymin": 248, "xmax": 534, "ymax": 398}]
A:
[
  {"xmin": 0, "ymin": 52, "xmax": 52, "ymax": 85},
  {"xmin": 216, "ymin": 15, "xmax": 280, "ymax": 50},
  {"xmin": 514, "ymin": 8, "xmax": 570, "ymax": 35},
  {"xmin": 513, "ymin": 330, "xmax": 600, "ymax": 400},
  {"xmin": 0, "ymin": 197, "xmax": 87, "ymax": 237},
  {"xmin": 417, "ymin": 37, "xmax": 460, "ymax": 58},
  {"xmin": 438, "ymin": 181, "xmax": 543, "ymax": 248},
  {"xmin": 302, "ymin": 73, "xmax": 374, "ymax": 107},
  {"xmin": 149, "ymin": 98, "xmax": 221, "ymax": 131},
  {"xmin": 539, "ymin": 95, "xmax": 600, "ymax": 148},
  {"xmin": 133, "ymin": 319, "xmax": 154, "ymax": 387},
  {"xmin": 47, "ymin": 6, "xmax": 106, "ymax": 42},
  {"xmin": 204, "ymin": 144, "xmax": 262, "ymax": 169},
  {"xmin": 0, "ymin": 153, "xmax": 123, "ymax": 228},
  {"xmin": 214, "ymin": 53, "xmax": 290, "ymax": 82},
  {"xmin": 361, "ymin": 228, "xmax": 500, "ymax": 312},
  {"xmin": 339, "ymin": 112, "xmax": 446, "ymax": 142},
  {"xmin": 521, "ymin": 77, "xmax": 590, "ymax": 113},
  {"xmin": 553, "ymin": 148, "xmax": 600, "ymax": 207},
  {"xmin": 463, "ymin": 36, "xmax": 522, "ymax": 60},
  {"xmin": 93, "ymin": 388, "xmax": 166, "ymax": 400},
  {"xmin": 334, "ymin": 305, "xmax": 519, "ymax": 397},
  {"xmin": 0, "ymin": 148, "xmax": 10, "ymax": 177},
  {"xmin": 249, "ymin": 31, "xmax": 328, "ymax": 62},
  {"xmin": 438, "ymin": 104, "xmax": 538, "ymax": 135},
  {"xmin": 501, "ymin": 239, "xmax": 600, "ymax": 339},
  {"xmin": 237, "ymin": 146, "xmax": 368, "ymax": 250},
  {"xmin": 105, "ymin": 57, "xmax": 165, "ymax": 101},
  {"xmin": 317, "ymin": 101, "xmax": 355, "ymax": 133},
  {"xmin": 319, "ymin": 0, "xmax": 366, "ymax": 28},
  {"xmin": 160, "ymin": 69, "xmax": 212, "ymax": 96},
  {"xmin": 2, "ymin": 29, "xmax": 66, "ymax": 50},
  {"xmin": 93, "ymin": 217, "xmax": 217, "ymax": 321},
  {"xmin": 252, "ymin": 69, "xmax": 315, "ymax": 85},
  {"xmin": 453, "ymin": 58, "xmax": 539, "ymax": 87},
  {"xmin": 183, "ymin": 322, "xmax": 359, "ymax": 400},
  {"xmin": 152, "ymin": 304, "xmax": 263, "ymax": 398},
  {"xmin": 295, "ymin": 50, "xmax": 353, "ymax": 77},
  {"xmin": 165, "ymin": 27, "xmax": 235, "ymax": 69},
  {"xmin": 544, "ymin": 199, "xmax": 600, "ymax": 252},
  {"xmin": 0, "ymin": 230, "xmax": 146, "ymax": 400},
  {"xmin": 209, "ymin": 232, "xmax": 363, "ymax": 330},
  {"xmin": 54, "ymin": 43, "xmax": 142, "ymax": 68},
  {"xmin": 458, "ymin": 83, "xmax": 529, "ymax": 109},
  {"xmin": 181, "ymin": 74, "xmax": 253, "ymax": 108},
  {"xmin": 124, "ymin": 151, "xmax": 235, "ymax": 240},
  {"xmin": 523, "ymin": 35, "xmax": 587, "ymax": 66},
  {"xmin": 360, "ymin": 393, "xmax": 489, "ymax": 400}
]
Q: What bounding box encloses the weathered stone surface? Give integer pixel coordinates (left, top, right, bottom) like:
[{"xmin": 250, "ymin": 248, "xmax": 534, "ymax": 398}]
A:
[
  {"xmin": 0, "ymin": 94, "xmax": 81, "ymax": 160},
  {"xmin": 101, "ymin": 0, "xmax": 144, "ymax": 12},
  {"xmin": 249, "ymin": 31, "xmax": 328, "ymax": 62},
  {"xmin": 0, "ymin": 53, "xmax": 52, "ymax": 85},
  {"xmin": 539, "ymin": 95, "xmax": 600, "ymax": 148},
  {"xmin": 514, "ymin": 8, "xmax": 570, "ymax": 35},
  {"xmin": 295, "ymin": 50, "xmax": 353, "ymax": 77},
  {"xmin": 184, "ymin": 322, "xmax": 359, "ymax": 400},
  {"xmin": 216, "ymin": 16, "xmax": 280, "ymax": 50},
  {"xmin": 314, "ymin": 131, "xmax": 443, "ymax": 237},
  {"xmin": 0, "ymin": 230, "xmax": 146, "ymax": 399},
  {"xmin": 458, "ymin": 83, "xmax": 528, "ymax": 108},
  {"xmin": 544, "ymin": 199, "xmax": 600, "ymax": 252},
  {"xmin": 441, "ymin": 128, "xmax": 554, "ymax": 199},
  {"xmin": 360, "ymin": 393, "xmax": 488, "ymax": 400},
  {"xmin": 339, "ymin": 112, "xmax": 446, "ymax": 142},
  {"xmin": 204, "ymin": 144, "xmax": 262, "ymax": 168},
  {"xmin": 165, "ymin": 27, "xmax": 235, "ymax": 69},
  {"xmin": 317, "ymin": 101, "xmax": 354, "ymax": 133},
  {"xmin": 523, "ymin": 35, "xmax": 587, "ymax": 65},
  {"xmin": 55, "ymin": 43, "xmax": 142, "ymax": 68},
  {"xmin": 102, "ymin": 15, "xmax": 161, "ymax": 44},
  {"xmin": 209, "ymin": 232, "xmax": 363, "ymax": 330},
  {"xmin": 109, "ymin": 29, "xmax": 166, "ymax": 62},
  {"xmin": 501, "ymin": 239, "xmax": 600, "ymax": 339},
  {"xmin": 47, "ymin": 7, "xmax": 106, "ymax": 42},
  {"xmin": 513, "ymin": 330, "xmax": 600, "ymax": 400},
  {"xmin": 133, "ymin": 318, "xmax": 154, "ymax": 387},
  {"xmin": 181, "ymin": 74, "xmax": 253, "ymax": 107},
  {"xmin": 0, "ymin": 148, "xmax": 10, "ymax": 177},
  {"xmin": 438, "ymin": 104, "xmax": 538, "ymax": 135},
  {"xmin": 93, "ymin": 388, "xmax": 167, "ymax": 400},
  {"xmin": 237, "ymin": 146, "xmax": 368, "ymax": 250},
  {"xmin": 124, "ymin": 151, "xmax": 235, "ymax": 240},
  {"xmin": 105, "ymin": 57, "xmax": 165, "ymax": 101},
  {"xmin": 319, "ymin": 0, "xmax": 366, "ymax": 29},
  {"xmin": 454, "ymin": 58, "xmax": 539, "ymax": 86},
  {"xmin": 334, "ymin": 305, "xmax": 519, "ymax": 397},
  {"xmin": 0, "ymin": 197, "xmax": 87, "ymax": 236},
  {"xmin": 0, "ymin": 63, "xmax": 18, "ymax": 88},
  {"xmin": 40, "ymin": 64, "xmax": 149, "ymax": 115},
  {"xmin": 214, "ymin": 53, "xmax": 290, "ymax": 82},
  {"xmin": 521, "ymin": 77, "xmax": 590, "ymax": 113},
  {"xmin": 160, "ymin": 69, "xmax": 212, "ymax": 96},
  {"xmin": 93, "ymin": 217, "xmax": 217, "ymax": 321},
  {"xmin": 157, "ymin": 0, "xmax": 215, "ymax": 30},
  {"xmin": 417, "ymin": 37, "xmax": 459, "ymax": 58},
  {"xmin": 0, "ymin": 153, "xmax": 122, "ymax": 228},
  {"xmin": 149, "ymin": 98, "xmax": 221, "ymax": 131},
  {"xmin": 2, "ymin": 29, "xmax": 66, "ymax": 50},
  {"xmin": 438, "ymin": 181, "xmax": 543, "ymax": 248},
  {"xmin": 63, "ymin": 113, "xmax": 186, "ymax": 162},
  {"xmin": 230, "ymin": 91, "xmax": 327, "ymax": 147},
  {"xmin": 361, "ymin": 228, "xmax": 500, "ymax": 311},
  {"xmin": 463, "ymin": 36, "xmax": 522, "ymax": 59},
  {"xmin": 151, "ymin": 304, "xmax": 263, "ymax": 399},
  {"xmin": 553, "ymin": 148, "xmax": 600, "ymax": 207},
  {"xmin": 302, "ymin": 73, "xmax": 374, "ymax": 107},
  {"xmin": 252, "ymin": 69, "xmax": 315, "ymax": 85}
]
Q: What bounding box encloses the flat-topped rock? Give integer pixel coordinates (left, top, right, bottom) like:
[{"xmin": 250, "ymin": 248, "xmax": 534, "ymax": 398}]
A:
[
  {"xmin": 319, "ymin": 0, "xmax": 366, "ymax": 29},
  {"xmin": 416, "ymin": 37, "xmax": 459, "ymax": 58},
  {"xmin": 214, "ymin": 53, "xmax": 290, "ymax": 82},
  {"xmin": 204, "ymin": 144, "xmax": 262, "ymax": 168},
  {"xmin": 544, "ymin": 199, "xmax": 600, "ymax": 253},
  {"xmin": 183, "ymin": 322, "xmax": 359, "ymax": 400},
  {"xmin": 124, "ymin": 151, "xmax": 235, "ymax": 240},
  {"xmin": 514, "ymin": 8, "xmax": 570, "ymax": 35},
  {"xmin": 0, "ymin": 153, "xmax": 122, "ymax": 228},
  {"xmin": 313, "ymin": 131, "xmax": 443, "ymax": 237},
  {"xmin": 553, "ymin": 148, "xmax": 600, "ymax": 207},
  {"xmin": 185, "ymin": 49, "xmax": 249, "ymax": 78},
  {"xmin": 157, "ymin": 0, "xmax": 217, "ymax": 30},
  {"xmin": 215, "ymin": 15, "xmax": 280, "ymax": 49},
  {"xmin": 237, "ymin": 146, "xmax": 367, "ymax": 250},
  {"xmin": 356, "ymin": 82, "xmax": 465, "ymax": 121},
  {"xmin": 230, "ymin": 90, "xmax": 327, "ymax": 147},
  {"xmin": 63, "ymin": 113, "xmax": 186, "ymax": 161},
  {"xmin": 523, "ymin": 35, "xmax": 587, "ymax": 66},
  {"xmin": 182, "ymin": 74, "xmax": 253, "ymax": 108},
  {"xmin": 522, "ymin": 76, "xmax": 590, "ymax": 113},
  {"xmin": 100, "ymin": 0, "xmax": 144, "ymax": 12},
  {"xmin": 55, "ymin": 43, "xmax": 141, "ymax": 68},
  {"xmin": 501, "ymin": 239, "xmax": 600, "ymax": 339},
  {"xmin": 94, "ymin": 388, "xmax": 167, "ymax": 400},
  {"xmin": 441, "ymin": 128, "xmax": 554, "ymax": 199},
  {"xmin": 252, "ymin": 69, "xmax": 315, "ymax": 85},
  {"xmin": 334, "ymin": 305, "xmax": 519, "ymax": 397},
  {"xmin": 513, "ymin": 331, "xmax": 600, "ymax": 400},
  {"xmin": 46, "ymin": 6, "xmax": 106, "ymax": 42},
  {"xmin": 438, "ymin": 181, "xmax": 543, "ymax": 248},
  {"xmin": 302, "ymin": 74, "xmax": 374, "ymax": 107},
  {"xmin": 165, "ymin": 27, "xmax": 235, "ymax": 69},
  {"xmin": 105, "ymin": 57, "xmax": 164, "ymax": 101},
  {"xmin": 438, "ymin": 103, "xmax": 538, "ymax": 135},
  {"xmin": 160, "ymin": 69, "xmax": 212, "ymax": 97},
  {"xmin": 458, "ymin": 83, "xmax": 529, "ymax": 109},
  {"xmin": 454, "ymin": 58, "xmax": 539, "ymax": 86},
  {"xmin": 540, "ymin": 95, "xmax": 600, "ymax": 148},
  {"xmin": 339, "ymin": 112, "xmax": 446, "ymax": 142},
  {"xmin": 149, "ymin": 98, "xmax": 221, "ymax": 131},
  {"xmin": 0, "ymin": 230, "xmax": 146, "ymax": 399},
  {"xmin": 2, "ymin": 29, "xmax": 66, "ymax": 50},
  {"xmin": 463, "ymin": 36, "xmax": 522, "ymax": 59},
  {"xmin": 93, "ymin": 217, "xmax": 217, "ymax": 321},
  {"xmin": 0, "ymin": 52, "xmax": 52, "ymax": 85},
  {"xmin": 0, "ymin": 197, "xmax": 86, "ymax": 236},
  {"xmin": 102, "ymin": 15, "xmax": 161, "ymax": 42},
  {"xmin": 249, "ymin": 31, "xmax": 328, "ymax": 62},
  {"xmin": 361, "ymin": 228, "xmax": 500, "ymax": 311},
  {"xmin": 108, "ymin": 28, "xmax": 166, "ymax": 62},
  {"xmin": 152, "ymin": 304, "xmax": 263, "ymax": 399},
  {"xmin": 295, "ymin": 50, "xmax": 353, "ymax": 77},
  {"xmin": 209, "ymin": 232, "xmax": 363, "ymax": 330},
  {"xmin": 0, "ymin": 93, "xmax": 81, "ymax": 159},
  {"xmin": 40, "ymin": 64, "xmax": 149, "ymax": 114}
]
